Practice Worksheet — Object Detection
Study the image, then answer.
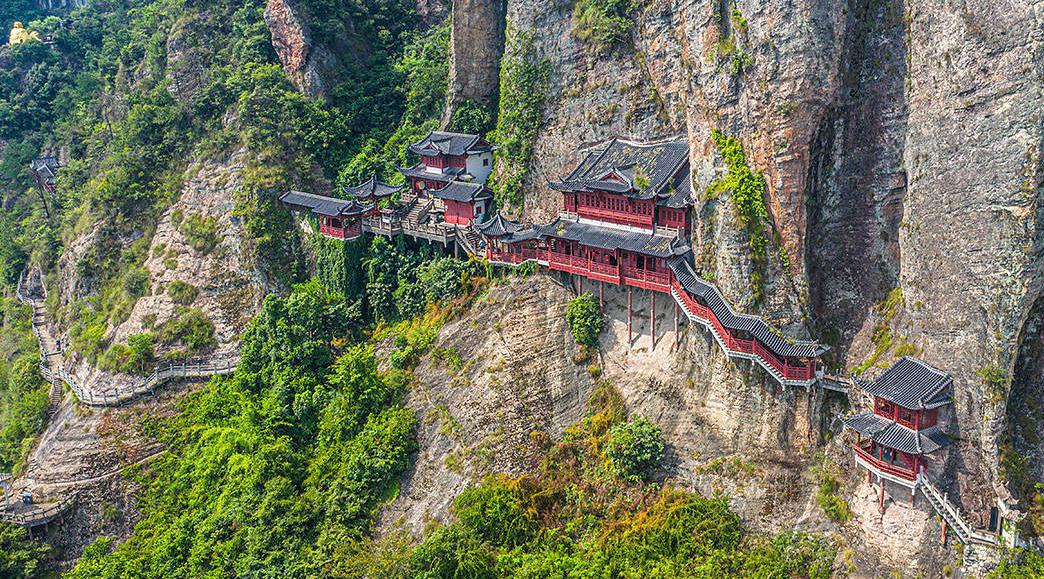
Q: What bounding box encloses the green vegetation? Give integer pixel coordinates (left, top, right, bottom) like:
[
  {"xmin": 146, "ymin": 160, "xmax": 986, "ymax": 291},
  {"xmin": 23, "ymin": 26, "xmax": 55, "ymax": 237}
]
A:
[
  {"xmin": 990, "ymin": 548, "xmax": 1044, "ymax": 578},
  {"xmin": 68, "ymin": 280, "xmax": 417, "ymax": 577},
  {"xmin": 165, "ymin": 280, "xmax": 199, "ymax": 306},
  {"xmin": 566, "ymin": 293, "xmax": 604, "ymax": 347},
  {"xmin": 0, "ymin": 297, "xmax": 47, "ymax": 472},
  {"xmin": 363, "ymin": 382, "xmax": 836, "ymax": 577},
  {"xmin": 0, "ymin": 522, "xmax": 49, "ymax": 579},
  {"xmin": 155, "ymin": 307, "xmax": 217, "ymax": 357},
  {"xmin": 451, "ymin": 100, "xmax": 494, "ymax": 135},
  {"xmin": 708, "ymin": 130, "xmax": 771, "ymax": 305},
  {"xmin": 604, "ymin": 416, "xmax": 666, "ymax": 481},
  {"xmin": 852, "ymin": 287, "xmax": 904, "ymax": 375},
  {"xmin": 490, "ymin": 25, "xmax": 551, "ymax": 207},
  {"xmin": 811, "ymin": 456, "xmax": 852, "ymax": 523},
  {"xmin": 178, "ymin": 213, "xmax": 220, "ymax": 254},
  {"xmin": 572, "ymin": 0, "xmax": 636, "ymax": 51},
  {"xmin": 711, "ymin": 6, "xmax": 753, "ymax": 75}
]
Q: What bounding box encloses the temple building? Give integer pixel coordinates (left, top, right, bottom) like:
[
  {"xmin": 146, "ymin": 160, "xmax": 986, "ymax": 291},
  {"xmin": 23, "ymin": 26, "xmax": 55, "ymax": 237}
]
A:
[
  {"xmin": 842, "ymin": 357, "xmax": 952, "ymax": 503},
  {"xmin": 478, "ymin": 138, "xmax": 827, "ymax": 387},
  {"xmin": 344, "ymin": 175, "xmax": 401, "ymax": 209},
  {"xmin": 30, "ymin": 157, "xmax": 59, "ymax": 193},
  {"xmin": 279, "ymin": 190, "xmax": 374, "ymax": 240},
  {"xmin": 400, "ymin": 131, "xmax": 495, "ymax": 197}
]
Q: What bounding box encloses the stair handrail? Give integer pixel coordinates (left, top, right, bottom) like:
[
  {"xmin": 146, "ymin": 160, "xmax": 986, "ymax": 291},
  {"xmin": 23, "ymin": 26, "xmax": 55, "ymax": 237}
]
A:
[{"xmin": 919, "ymin": 476, "xmax": 997, "ymax": 546}]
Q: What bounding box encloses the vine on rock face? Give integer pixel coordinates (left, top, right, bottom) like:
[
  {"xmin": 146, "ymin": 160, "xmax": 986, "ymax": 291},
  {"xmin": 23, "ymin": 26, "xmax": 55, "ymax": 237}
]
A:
[
  {"xmin": 707, "ymin": 129, "xmax": 770, "ymax": 306},
  {"xmin": 490, "ymin": 25, "xmax": 551, "ymax": 209}
]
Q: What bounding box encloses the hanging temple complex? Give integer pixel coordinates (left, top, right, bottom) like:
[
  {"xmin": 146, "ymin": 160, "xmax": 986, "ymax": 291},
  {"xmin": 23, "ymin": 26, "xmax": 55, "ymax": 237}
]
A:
[{"xmin": 282, "ymin": 131, "xmax": 1021, "ymax": 548}]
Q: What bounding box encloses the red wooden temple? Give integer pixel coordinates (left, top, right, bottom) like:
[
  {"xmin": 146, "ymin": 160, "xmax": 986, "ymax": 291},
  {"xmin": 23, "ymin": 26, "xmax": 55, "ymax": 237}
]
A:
[
  {"xmin": 842, "ymin": 357, "xmax": 952, "ymax": 504},
  {"xmin": 477, "ymin": 138, "xmax": 828, "ymax": 387}
]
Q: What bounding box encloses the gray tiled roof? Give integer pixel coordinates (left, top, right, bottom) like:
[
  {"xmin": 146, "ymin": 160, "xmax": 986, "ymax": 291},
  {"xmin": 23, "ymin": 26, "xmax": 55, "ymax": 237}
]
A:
[
  {"xmin": 667, "ymin": 257, "xmax": 829, "ymax": 359},
  {"xmin": 400, "ymin": 163, "xmax": 457, "ymax": 183},
  {"xmin": 843, "ymin": 412, "xmax": 951, "ymax": 454},
  {"xmin": 431, "ymin": 181, "xmax": 492, "ymax": 203},
  {"xmin": 343, "ymin": 175, "xmax": 401, "ymax": 199},
  {"xmin": 550, "ymin": 138, "xmax": 689, "ymax": 201},
  {"xmin": 408, "ymin": 131, "xmax": 490, "ymax": 156},
  {"xmin": 476, "ymin": 213, "xmax": 521, "ymax": 237},
  {"xmin": 864, "ymin": 357, "xmax": 952, "ymax": 410},
  {"xmin": 279, "ymin": 191, "xmax": 373, "ymax": 217},
  {"xmin": 531, "ymin": 219, "xmax": 690, "ymax": 258}
]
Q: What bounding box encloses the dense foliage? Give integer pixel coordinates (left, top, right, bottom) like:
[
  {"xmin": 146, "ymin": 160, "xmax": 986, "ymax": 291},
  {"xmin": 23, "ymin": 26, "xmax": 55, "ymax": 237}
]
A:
[
  {"xmin": 0, "ymin": 297, "xmax": 47, "ymax": 471},
  {"xmin": 990, "ymin": 548, "xmax": 1044, "ymax": 578},
  {"xmin": 566, "ymin": 292, "xmax": 604, "ymax": 346},
  {"xmin": 68, "ymin": 280, "xmax": 415, "ymax": 577},
  {"xmin": 490, "ymin": 25, "xmax": 550, "ymax": 207},
  {"xmin": 604, "ymin": 415, "xmax": 665, "ymax": 481},
  {"xmin": 0, "ymin": 522, "xmax": 49, "ymax": 579},
  {"xmin": 355, "ymin": 382, "xmax": 837, "ymax": 577}
]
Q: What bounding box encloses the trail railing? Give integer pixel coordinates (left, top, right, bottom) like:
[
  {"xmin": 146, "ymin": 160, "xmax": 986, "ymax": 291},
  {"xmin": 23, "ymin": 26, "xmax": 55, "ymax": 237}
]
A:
[
  {"xmin": 1, "ymin": 493, "xmax": 78, "ymax": 528},
  {"xmin": 17, "ymin": 268, "xmax": 240, "ymax": 408}
]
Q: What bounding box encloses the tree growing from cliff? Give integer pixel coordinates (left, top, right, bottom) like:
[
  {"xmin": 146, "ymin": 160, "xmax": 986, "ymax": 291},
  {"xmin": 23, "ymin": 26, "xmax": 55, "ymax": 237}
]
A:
[
  {"xmin": 566, "ymin": 293, "xmax": 604, "ymax": 347},
  {"xmin": 604, "ymin": 416, "xmax": 665, "ymax": 481}
]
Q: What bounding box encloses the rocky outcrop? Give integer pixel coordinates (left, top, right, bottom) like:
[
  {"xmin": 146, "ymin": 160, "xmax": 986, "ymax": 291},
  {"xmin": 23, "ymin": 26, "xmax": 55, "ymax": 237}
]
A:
[
  {"xmin": 33, "ymin": 0, "xmax": 87, "ymax": 9},
  {"xmin": 443, "ymin": 0, "xmax": 506, "ymax": 126},
  {"xmin": 264, "ymin": 0, "xmax": 344, "ymax": 100}
]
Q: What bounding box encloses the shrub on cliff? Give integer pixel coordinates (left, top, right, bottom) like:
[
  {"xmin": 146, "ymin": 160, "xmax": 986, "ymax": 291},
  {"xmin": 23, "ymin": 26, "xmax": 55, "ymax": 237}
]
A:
[
  {"xmin": 566, "ymin": 293, "xmax": 604, "ymax": 347},
  {"xmin": 604, "ymin": 416, "xmax": 665, "ymax": 481}
]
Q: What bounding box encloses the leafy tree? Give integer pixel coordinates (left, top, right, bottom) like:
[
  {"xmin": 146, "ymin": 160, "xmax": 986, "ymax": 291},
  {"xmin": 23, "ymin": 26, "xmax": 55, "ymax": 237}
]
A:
[
  {"xmin": 603, "ymin": 416, "xmax": 665, "ymax": 481},
  {"xmin": 0, "ymin": 522, "xmax": 48, "ymax": 578},
  {"xmin": 451, "ymin": 100, "xmax": 494, "ymax": 135},
  {"xmin": 566, "ymin": 293, "xmax": 604, "ymax": 346}
]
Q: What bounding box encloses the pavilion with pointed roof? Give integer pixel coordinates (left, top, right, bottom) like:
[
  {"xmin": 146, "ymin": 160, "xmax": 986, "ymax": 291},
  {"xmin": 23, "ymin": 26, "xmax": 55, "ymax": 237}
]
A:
[{"xmin": 843, "ymin": 357, "xmax": 953, "ymax": 501}]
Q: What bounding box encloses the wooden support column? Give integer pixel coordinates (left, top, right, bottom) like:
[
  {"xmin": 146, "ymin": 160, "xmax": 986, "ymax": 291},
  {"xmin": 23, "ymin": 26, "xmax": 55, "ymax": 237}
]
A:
[
  {"xmin": 599, "ymin": 282, "xmax": 604, "ymax": 308},
  {"xmin": 879, "ymin": 482, "xmax": 886, "ymax": 513},
  {"xmin": 628, "ymin": 287, "xmax": 633, "ymax": 344},
  {"xmin": 941, "ymin": 519, "xmax": 948, "ymax": 546},
  {"xmin": 673, "ymin": 300, "xmax": 679, "ymax": 347},
  {"xmin": 650, "ymin": 290, "xmax": 656, "ymax": 350},
  {"xmin": 579, "ymin": 275, "xmax": 583, "ymax": 294}
]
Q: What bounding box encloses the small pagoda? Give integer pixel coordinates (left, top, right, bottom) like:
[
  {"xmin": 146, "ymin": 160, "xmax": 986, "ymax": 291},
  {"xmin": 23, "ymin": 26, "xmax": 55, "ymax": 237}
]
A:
[
  {"xmin": 843, "ymin": 356, "xmax": 952, "ymax": 504},
  {"xmin": 30, "ymin": 157, "xmax": 59, "ymax": 193},
  {"xmin": 343, "ymin": 175, "xmax": 401, "ymax": 211}
]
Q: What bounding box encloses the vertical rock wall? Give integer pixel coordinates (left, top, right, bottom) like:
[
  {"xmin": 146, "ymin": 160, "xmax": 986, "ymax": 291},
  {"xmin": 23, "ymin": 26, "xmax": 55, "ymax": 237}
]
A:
[{"xmin": 443, "ymin": 0, "xmax": 507, "ymax": 125}]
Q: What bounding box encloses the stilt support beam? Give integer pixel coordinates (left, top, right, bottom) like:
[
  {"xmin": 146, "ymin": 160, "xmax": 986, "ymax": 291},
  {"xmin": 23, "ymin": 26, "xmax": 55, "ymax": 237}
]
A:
[
  {"xmin": 599, "ymin": 282, "xmax": 604, "ymax": 308},
  {"xmin": 627, "ymin": 287, "xmax": 632, "ymax": 344},
  {"xmin": 650, "ymin": 290, "xmax": 655, "ymax": 350}
]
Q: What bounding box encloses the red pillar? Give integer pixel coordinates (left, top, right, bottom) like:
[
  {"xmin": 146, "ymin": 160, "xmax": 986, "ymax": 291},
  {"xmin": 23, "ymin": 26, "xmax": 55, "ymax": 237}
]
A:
[
  {"xmin": 673, "ymin": 300, "xmax": 678, "ymax": 347},
  {"xmin": 628, "ymin": 287, "xmax": 632, "ymax": 344},
  {"xmin": 599, "ymin": 282, "xmax": 604, "ymax": 308},
  {"xmin": 650, "ymin": 290, "xmax": 656, "ymax": 350},
  {"xmin": 879, "ymin": 482, "xmax": 886, "ymax": 512},
  {"xmin": 941, "ymin": 519, "xmax": 948, "ymax": 546}
]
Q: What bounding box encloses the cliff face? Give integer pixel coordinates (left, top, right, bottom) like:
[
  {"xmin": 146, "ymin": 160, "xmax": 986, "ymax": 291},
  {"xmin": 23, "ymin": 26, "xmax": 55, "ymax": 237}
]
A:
[
  {"xmin": 445, "ymin": 0, "xmax": 1044, "ymax": 561},
  {"xmin": 264, "ymin": 0, "xmax": 351, "ymax": 100},
  {"xmin": 443, "ymin": 0, "xmax": 506, "ymax": 125}
]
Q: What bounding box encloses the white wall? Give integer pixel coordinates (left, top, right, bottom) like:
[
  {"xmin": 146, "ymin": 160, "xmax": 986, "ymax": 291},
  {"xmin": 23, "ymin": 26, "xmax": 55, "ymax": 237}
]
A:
[{"xmin": 466, "ymin": 151, "xmax": 494, "ymax": 183}]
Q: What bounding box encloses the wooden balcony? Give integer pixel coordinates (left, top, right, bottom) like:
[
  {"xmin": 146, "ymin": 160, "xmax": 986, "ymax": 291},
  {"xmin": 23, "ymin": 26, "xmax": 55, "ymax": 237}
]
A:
[
  {"xmin": 853, "ymin": 441, "xmax": 918, "ymax": 483},
  {"xmin": 320, "ymin": 223, "xmax": 363, "ymax": 240}
]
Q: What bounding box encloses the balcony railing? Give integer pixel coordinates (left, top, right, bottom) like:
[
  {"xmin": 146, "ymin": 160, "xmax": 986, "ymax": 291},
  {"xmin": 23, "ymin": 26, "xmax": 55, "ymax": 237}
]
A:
[
  {"xmin": 852, "ymin": 441, "xmax": 918, "ymax": 482},
  {"xmin": 320, "ymin": 223, "xmax": 362, "ymax": 239}
]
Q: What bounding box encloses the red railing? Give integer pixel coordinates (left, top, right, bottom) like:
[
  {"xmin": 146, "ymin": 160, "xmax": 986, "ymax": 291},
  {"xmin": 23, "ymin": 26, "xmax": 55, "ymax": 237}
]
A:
[
  {"xmin": 670, "ymin": 280, "xmax": 815, "ymax": 382},
  {"xmin": 621, "ymin": 267, "xmax": 670, "ymax": 288},
  {"xmin": 548, "ymin": 251, "xmax": 588, "ymax": 269},
  {"xmin": 852, "ymin": 442, "xmax": 918, "ymax": 481},
  {"xmin": 488, "ymin": 247, "xmax": 544, "ymax": 264},
  {"xmin": 320, "ymin": 223, "xmax": 362, "ymax": 239},
  {"xmin": 588, "ymin": 261, "xmax": 619, "ymax": 276}
]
